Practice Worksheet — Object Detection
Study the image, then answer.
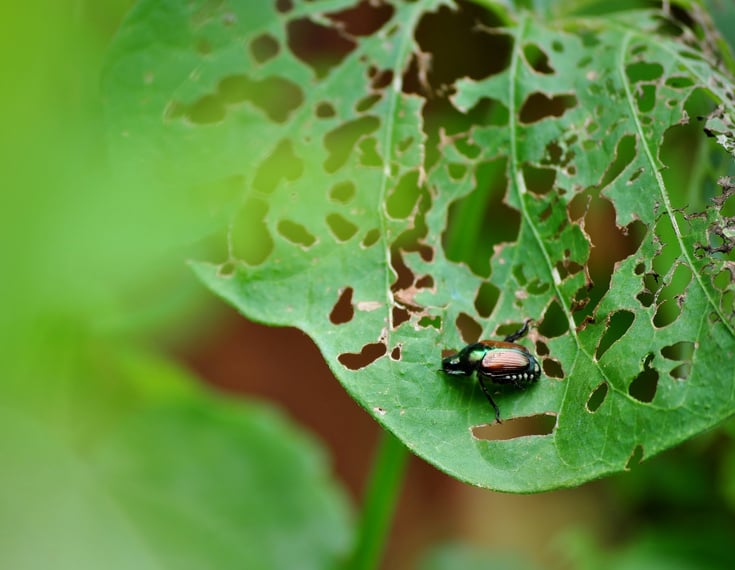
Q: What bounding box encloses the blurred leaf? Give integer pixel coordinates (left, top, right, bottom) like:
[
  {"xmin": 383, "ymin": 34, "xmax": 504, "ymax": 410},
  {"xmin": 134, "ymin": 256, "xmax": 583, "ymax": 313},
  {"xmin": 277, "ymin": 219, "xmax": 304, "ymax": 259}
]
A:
[
  {"xmin": 105, "ymin": 0, "xmax": 735, "ymax": 491},
  {"xmin": 556, "ymin": 525, "xmax": 735, "ymax": 570},
  {"xmin": 0, "ymin": 346, "xmax": 352, "ymax": 570},
  {"xmin": 419, "ymin": 543, "xmax": 539, "ymax": 570}
]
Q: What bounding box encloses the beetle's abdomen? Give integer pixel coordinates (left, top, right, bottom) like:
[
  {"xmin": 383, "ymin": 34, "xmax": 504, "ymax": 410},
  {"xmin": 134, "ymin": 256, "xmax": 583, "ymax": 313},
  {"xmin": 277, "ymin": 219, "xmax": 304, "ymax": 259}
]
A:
[{"xmin": 479, "ymin": 348, "xmax": 540, "ymax": 387}]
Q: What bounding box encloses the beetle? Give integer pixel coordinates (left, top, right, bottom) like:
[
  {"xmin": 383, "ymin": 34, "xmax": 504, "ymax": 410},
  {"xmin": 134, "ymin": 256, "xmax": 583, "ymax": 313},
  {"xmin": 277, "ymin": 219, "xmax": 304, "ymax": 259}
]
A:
[{"xmin": 441, "ymin": 319, "xmax": 541, "ymax": 423}]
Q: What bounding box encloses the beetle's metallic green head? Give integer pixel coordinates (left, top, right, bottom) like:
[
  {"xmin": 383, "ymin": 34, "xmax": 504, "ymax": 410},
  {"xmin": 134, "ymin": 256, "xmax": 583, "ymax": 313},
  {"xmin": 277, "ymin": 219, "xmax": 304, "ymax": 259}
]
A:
[{"xmin": 441, "ymin": 344, "xmax": 487, "ymax": 376}]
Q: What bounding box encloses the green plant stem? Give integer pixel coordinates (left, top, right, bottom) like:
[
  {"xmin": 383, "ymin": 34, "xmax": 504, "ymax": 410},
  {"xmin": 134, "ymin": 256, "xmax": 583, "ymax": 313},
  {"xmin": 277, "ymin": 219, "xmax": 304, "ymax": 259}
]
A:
[{"xmin": 348, "ymin": 430, "xmax": 409, "ymax": 570}]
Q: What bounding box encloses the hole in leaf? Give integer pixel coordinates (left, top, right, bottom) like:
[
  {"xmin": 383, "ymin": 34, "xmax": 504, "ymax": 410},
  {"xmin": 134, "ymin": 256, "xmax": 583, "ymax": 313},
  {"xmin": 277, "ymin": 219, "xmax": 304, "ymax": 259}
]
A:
[
  {"xmin": 661, "ymin": 341, "xmax": 695, "ymax": 361},
  {"xmin": 178, "ymin": 95, "xmax": 225, "ymax": 124},
  {"xmin": 474, "ymin": 281, "xmax": 499, "ymax": 318},
  {"xmin": 522, "ymin": 43, "xmax": 554, "ymax": 74},
  {"xmin": 277, "ymin": 220, "xmax": 316, "ymax": 248},
  {"xmin": 629, "ymin": 355, "xmax": 658, "ymax": 403},
  {"xmin": 666, "ymin": 76, "xmax": 694, "ymax": 89},
  {"xmin": 326, "ymin": 213, "xmax": 358, "ymax": 242},
  {"xmin": 653, "ymin": 298, "xmax": 681, "ymax": 328},
  {"xmin": 448, "ymin": 163, "xmax": 467, "ymax": 180},
  {"xmin": 472, "ymin": 413, "xmax": 556, "ymax": 441},
  {"xmin": 587, "ymin": 382, "xmax": 608, "ymax": 412},
  {"xmin": 522, "ymin": 164, "xmax": 556, "ymax": 196},
  {"xmin": 330, "ymin": 287, "xmax": 354, "ymax": 325},
  {"xmin": 286, "ymin": 17, "xmax": 356, "ymax": 79},
  {"xmin": 356, "ymin": 93, "xmax": 382, "ymax": 113},
  {"xmin": 456, "ymin": 313, "xmax": 482, "ymax": 344},
  {"xmin": 411, "ymin": 2, "xmax": 512, "ymax": 92},
  {"xmin": 386, "ymin": 170, "xmax": 421, "ymax": 219},
  {"xmin": 625, "ymin": 61, "xmax": 664, "ymax": 82},
  {"xmin": 538, "ymin": 301, "xmax": 568, "ymax": 338},
  {"xmin": 670, "ymin": 362, "xmax": 691, "ymax": 380},
  {"xmin": 598, "ymin": 134, "xmax": 636, "ymax": 189},
  {"xmin": 596, "ymin": 310, "xmax": 634, "ymax": 360},
  {"xmin": 390, "ymin": 249, "xmax": 414, "ymax": 292},
  {"xmin": 250, "ymin": 33, "xmax": 279, "ymax": 64},
  {"xmin": 625, "ymin": 444, "xmax": 644, "ymax": 470},
  {"xmin": 392, "ymin": 306, "xmax": 410, "ymax": 328},
  {"xmin": 326, "ymin": 0, "xmax": 395, "ymax": 37},
  {"xmin": 253, "ymin": 139, "xmax": 303, "ymax": 193},
  {"xmin": 358, "ymin": 137, "xmax": 382, "ymax": 167},
  {"xmin": 362, "ymin": 229, "xmax": 380, "ymax": 248},
  {"xmin": 636, "ymin": 291, "xmax": 653, "ymax": 307},
  {"xmin": 543, "ymin": 358, "xmax": 564, "ymax": 379},
  {"xmin": 315, "ymin": 101, "xmax": 336, "ymax": 118},
  {"xmin": 324, "ymin": 116, "xmax": 380, "ymax": 173},
  {"xmin": 519, "ymin": 93, "xmax": 577, "ymax": 124},
  {"xmin": 636, "ymin": 84, "xmax": 656, "ymax": 114},
  {"xmin": 418, "ymin": 315, "xmax": 441, "ymax": 329},
  {"xmin": 415, "ymin": 275, "xmax": 433, "ymax": 289},
  {"xmin": 218, "ymin": 261, "xmax": 236, "ymax": 277},
  {"xmin": 231, "ymin": 197, "xmax": 273, "ymax": 265},
  {"xmin": 275, "ymin": 0, "xmax": 293, "ymax": 13},
  {"xmin": 461, "ymin": 97, "xmax": 510, "ymax": 128},
  {"xmin": 390, "ymin": 345, "xmax": 402, "ymax": 360},
  {"xmin": 329, "ymin": 181, "xmax": 356, "ymax": 204},
  {"xmin": 370, "ymin": 68, "xmax": 393, "ymax": 90},
  {"xmin": 218, "ymin": 75, "xmax": 303, "ymax": 122},
  {"xmin": 338, "ymin": 342, "xmax": 387, "ymax": 370}
]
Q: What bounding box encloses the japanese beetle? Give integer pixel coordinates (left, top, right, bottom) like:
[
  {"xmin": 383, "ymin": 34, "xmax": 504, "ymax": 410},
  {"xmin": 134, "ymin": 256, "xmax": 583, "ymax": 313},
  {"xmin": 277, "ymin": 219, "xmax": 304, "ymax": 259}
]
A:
[{"xmin": 441, "ymin": 319, "xmax": 540, "ymax": 423}]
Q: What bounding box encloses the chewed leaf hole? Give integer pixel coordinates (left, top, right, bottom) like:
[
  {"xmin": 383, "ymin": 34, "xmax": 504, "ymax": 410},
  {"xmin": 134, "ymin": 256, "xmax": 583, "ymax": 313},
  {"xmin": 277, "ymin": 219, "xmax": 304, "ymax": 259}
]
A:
[
  {"xmin": 326, "ymin": 213, "xmax": 358, "ymax": 241},
  {"xmin": 418, "ymin": 315, "xmax": 442, "ymax": 329},
  {"xmin": 329, "ymin": 287, "xmax": 354, "ymax": 325},
  {"xmin": 522, "ymin": 43, "xmax": 554, "ymax": 74},
  {"xmin": 543, "ymin": 358, "xmax": 564, "ymax": 379},
  {"xmin": 324, "ymin": 116, "xmax": 380, "ymax": 172},
  {"xmin": 519, "ymin": 92, "xmax": 577, "ymax": 124},
  {"xmin": 472, "ymin": 413, "xmax": 556, "ymax": 441},
  {"xmin": 629, "ymin": 355, "xmax": 658, "ymax": 403},
  {"xmin": 390, "ymin": 345, "xmax": 401, "ymax": 360},
  {"xmin": 596, "ymin": 310, "xmax": 634, "ymax": 360},
  {"xmin": 338, "ymin": 342, "xmax": 386, "ymax": 370},
  {"xmin": 218, "ymin": 261, "xmax": 236, "ymax": 277},
  {"xmin": 661, "ymin": 341, "xmax": 695, "ymax": 361},
  {"xmin": 625, "ymin": 444, "xmax": 644, "ymax": 471},
  {"xmin": 587, "ymin": 382, "xmax": 608, "ymax": 412},
  {"xmin": 474, "ymin": 281, "xmax": 499, "ymax": 318},
  {"xmin": 361, "ymin": 228, "xmax": 380, "ymax": 248},
  {"xmin": 456, "ymin": 312, "xmax": 482, "ymax": 344},
  {"xmin": 326, "ymin": 0, "xmax": 395, "ymax": 37},
  {"xmin": 286, "ymin": 17, "xmax": 356, "ymax": 79},
  {"xmin": 329, "ymin": 181, "xmax": 356, "ymax": 204},
  {"xmin": 278, "ymin": 220, "xmax": 316, "ymax": 248},
  {"xmin": 250, "ymin": 33, "xmax": 279, "ymax": 64},
  {"xmin": 231, "ymin": 197, "xmax": 273, "ymax": 265},
  {"xmin": 253, "ymin": 139, "xmax": 303, "ymax": 194},
  {"xmin": 670, "ymin": 362, "xmax": 691, "ymax": 380},
  {"xmin": 392, "ymin": 306, "xmax": 410, "ymax": 328}
]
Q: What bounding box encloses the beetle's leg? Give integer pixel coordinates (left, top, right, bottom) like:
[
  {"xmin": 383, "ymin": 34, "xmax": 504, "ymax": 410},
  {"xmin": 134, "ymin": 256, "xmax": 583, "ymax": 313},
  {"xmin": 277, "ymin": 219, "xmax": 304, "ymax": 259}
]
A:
[
  {"xmin": 504, "ymin": 318, "xmax": 533, "ymax": 343},
  {"xmin": 476, "ymin": 375, "xmax": 502, "ymax": 424}
]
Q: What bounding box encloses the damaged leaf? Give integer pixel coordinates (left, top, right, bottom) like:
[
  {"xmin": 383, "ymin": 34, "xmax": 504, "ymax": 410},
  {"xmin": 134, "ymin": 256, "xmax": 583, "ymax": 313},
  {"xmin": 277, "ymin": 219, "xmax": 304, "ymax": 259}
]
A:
[{"xmin": 105, "ymin": 0, "xmax": 735, "ymax": 491}]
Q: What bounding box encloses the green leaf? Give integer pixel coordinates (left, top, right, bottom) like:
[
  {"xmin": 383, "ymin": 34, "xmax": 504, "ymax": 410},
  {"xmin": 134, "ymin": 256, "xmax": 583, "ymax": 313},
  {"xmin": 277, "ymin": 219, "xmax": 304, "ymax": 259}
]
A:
[
  {"xmin": 0, "ymin": 344, "xmax": 352, "ymax": 570},
  {"xmin": 105, "ymin": 0, "xmax": 735, "ymax": 491}
]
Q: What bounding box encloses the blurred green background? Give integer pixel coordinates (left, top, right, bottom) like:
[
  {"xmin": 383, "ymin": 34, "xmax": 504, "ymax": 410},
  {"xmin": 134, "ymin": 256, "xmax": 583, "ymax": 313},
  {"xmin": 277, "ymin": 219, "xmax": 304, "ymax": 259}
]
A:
[{"xmin": 3, "ymin": 1, "xmax": 735, "ymax": 569}]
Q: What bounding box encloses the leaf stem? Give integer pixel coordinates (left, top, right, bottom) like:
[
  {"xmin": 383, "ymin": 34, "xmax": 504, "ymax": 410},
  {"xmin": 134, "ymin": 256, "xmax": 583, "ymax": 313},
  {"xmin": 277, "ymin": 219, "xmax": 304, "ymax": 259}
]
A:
[{"xmin": 348, "ymin": 430, "xmax": 409, "ymax": 570}]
